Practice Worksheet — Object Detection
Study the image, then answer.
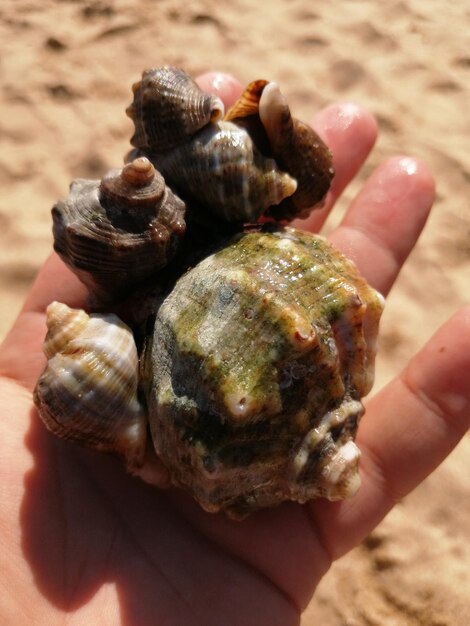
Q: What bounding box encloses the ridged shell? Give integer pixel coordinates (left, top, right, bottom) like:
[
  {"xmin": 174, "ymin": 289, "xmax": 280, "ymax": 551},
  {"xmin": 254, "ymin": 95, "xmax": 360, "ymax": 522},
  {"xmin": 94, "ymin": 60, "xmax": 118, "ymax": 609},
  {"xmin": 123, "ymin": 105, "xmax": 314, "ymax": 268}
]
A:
[
  {"xmin": 152, "ymin": 120, "xmax": 297, "ymax": 223},
  {"xmin": 127, "ymin": 66, "xmax": 225, "ymax": 152},
  {"xmin": 142, "ymin": 227, "xmax": 384, "ymax": 518},
  {"xmin": 126, "ymin": 67, "xmax": 332, "ymax": 224},
  {"xmin": 52, "ymin": 158, "xmax": 186, "ymax": 301},
  {"xmin": 226, "ymin": 80, "xmax": 334, "ymax": 220},
  {"xmin": 34, "ymin": 302, "xmax": 147, "ymax": 469}
]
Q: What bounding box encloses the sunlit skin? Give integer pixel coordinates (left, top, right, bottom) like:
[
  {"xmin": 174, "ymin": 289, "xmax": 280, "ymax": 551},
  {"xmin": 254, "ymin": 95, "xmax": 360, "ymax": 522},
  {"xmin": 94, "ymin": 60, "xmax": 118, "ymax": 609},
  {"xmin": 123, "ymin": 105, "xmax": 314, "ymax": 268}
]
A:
[{"xmin": 0, "ymin": 72, "xmax": 468, "ymax": 625}]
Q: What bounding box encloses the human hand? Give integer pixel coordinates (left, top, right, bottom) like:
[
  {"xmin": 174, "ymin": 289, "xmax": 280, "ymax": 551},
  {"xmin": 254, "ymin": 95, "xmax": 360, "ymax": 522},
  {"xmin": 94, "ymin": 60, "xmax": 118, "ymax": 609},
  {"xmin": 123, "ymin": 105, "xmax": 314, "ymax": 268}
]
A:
[{"xmin": 0, "ymin": 72, "xmax": 468, "ymax": 626}]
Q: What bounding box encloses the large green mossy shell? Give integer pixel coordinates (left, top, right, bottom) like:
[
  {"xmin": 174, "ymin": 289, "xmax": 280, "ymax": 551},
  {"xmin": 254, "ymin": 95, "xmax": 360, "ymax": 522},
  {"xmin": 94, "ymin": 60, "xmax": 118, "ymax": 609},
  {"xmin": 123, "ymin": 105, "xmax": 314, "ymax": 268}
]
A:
[{"xmin": 143, "ymin": 227, "xmax": 384, "ymax": 517}]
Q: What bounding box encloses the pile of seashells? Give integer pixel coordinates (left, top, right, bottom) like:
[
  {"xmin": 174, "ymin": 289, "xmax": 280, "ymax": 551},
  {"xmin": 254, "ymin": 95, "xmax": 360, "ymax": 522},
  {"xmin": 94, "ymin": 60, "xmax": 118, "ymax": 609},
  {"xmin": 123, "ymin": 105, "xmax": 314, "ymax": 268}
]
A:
[{"xmin": 34, "ymin": 67, "xmax": 384, "ymax": 518}]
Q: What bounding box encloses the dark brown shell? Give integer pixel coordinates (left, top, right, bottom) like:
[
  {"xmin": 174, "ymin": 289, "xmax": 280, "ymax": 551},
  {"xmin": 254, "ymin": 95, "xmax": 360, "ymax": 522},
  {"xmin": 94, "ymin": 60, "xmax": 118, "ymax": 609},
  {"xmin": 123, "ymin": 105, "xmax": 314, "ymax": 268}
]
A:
[
  {"xmin": 126, "ymin": 68, "xmax": 333, "ymax": 225},
  {"xmin": 126, "ymin": 66, "xmax": 225, "ymax": 152},
  {"xmin": 226, "ymin": 80, "xmax": 334, "ymax": 220},
  {"xmin": 52, "ymin": 158, "xmax": 186, "ymax": 301}
]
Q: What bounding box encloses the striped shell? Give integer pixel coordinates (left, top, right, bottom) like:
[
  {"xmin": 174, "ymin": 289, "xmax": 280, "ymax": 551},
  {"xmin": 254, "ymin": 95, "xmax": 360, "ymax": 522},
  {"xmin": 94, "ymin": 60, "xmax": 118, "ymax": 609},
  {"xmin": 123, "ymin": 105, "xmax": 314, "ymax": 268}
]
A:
[
  {"xmin": 126, "ymin": 67, "xmax": 333, "ymax": 224},
  {"xmin": 127, "ymin": 66, "xmax": 225, "ymax": 152},
  {"xmin": 34, "ymin": 301, "xmax": 147, "ymax": 470},
  {"xmin": 152, "ymin": 120, "xmax": 298, "ymax": 223},
  {"xmin": 141, "ymin": 227, "xmax": 384, "ymax": 518},
  {"xmin": 52, "ymin": 158, "xmax": 186, "ymax": 302}
]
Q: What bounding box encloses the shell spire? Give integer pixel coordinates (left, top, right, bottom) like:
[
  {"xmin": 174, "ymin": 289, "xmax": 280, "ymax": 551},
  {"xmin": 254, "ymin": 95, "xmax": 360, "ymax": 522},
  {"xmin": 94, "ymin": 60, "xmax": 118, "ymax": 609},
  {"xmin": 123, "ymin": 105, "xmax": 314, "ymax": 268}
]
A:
[
  {"xmin": 52, "ymin": 158, "xmax": 187, "ymax": 302},
  {"xmin": 126, "ymin": 66, "xmax": 225, "ymax": 152}
]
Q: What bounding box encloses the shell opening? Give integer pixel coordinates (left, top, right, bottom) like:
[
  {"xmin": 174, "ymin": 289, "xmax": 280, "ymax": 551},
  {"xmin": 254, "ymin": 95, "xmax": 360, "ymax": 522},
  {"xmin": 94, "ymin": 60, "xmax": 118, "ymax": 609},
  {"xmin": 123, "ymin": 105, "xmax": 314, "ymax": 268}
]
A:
[
  {"xmin": 258, "ymin": 82, "xmax": 292, "ymax": 151},
  {"xmin": 209, "ymin": 96, "xmax": 225, "ymax": 123}
]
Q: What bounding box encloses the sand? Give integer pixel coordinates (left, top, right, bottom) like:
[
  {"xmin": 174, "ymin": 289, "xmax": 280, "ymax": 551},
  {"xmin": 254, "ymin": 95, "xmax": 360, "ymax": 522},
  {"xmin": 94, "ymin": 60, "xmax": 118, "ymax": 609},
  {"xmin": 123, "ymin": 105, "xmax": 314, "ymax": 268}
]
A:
[{"xmin": 0, "ymin": 0, "xmax": 469, "ymax": 623}]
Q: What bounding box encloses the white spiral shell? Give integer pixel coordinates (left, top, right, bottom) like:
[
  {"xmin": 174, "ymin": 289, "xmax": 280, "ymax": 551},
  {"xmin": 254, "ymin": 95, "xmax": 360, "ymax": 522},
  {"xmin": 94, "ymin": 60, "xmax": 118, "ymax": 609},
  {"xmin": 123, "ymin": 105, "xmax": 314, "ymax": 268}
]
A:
[{"xmin": 34, "ymin": 301, "xmax": 147, "ymax": 469}]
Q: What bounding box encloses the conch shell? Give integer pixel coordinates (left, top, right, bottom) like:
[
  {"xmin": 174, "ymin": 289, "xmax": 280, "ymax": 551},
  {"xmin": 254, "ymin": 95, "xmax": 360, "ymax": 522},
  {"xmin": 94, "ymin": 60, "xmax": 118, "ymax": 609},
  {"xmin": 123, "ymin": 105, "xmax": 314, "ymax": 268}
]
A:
[
  {"xmin": 52, "ymin": 157, "xmax": 186, "ymax": 301},
  {"xmin": 142, "ymin": 227, "xmax": 384, "ymax": 518},
  {"xmin": 126, "ymin": 67, "xmax": 334, "ymax": 223},
  {"xmin": 34, "ymin": 301, "xmax": 147, "ymax": 470}
]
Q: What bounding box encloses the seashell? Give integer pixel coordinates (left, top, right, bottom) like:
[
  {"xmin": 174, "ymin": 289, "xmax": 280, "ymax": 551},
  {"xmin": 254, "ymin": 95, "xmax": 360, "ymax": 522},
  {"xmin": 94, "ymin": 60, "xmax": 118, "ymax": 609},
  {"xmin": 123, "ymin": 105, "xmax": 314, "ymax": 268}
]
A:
[
  {"xmin": 126, "ymin": 67, "xmax": 333, "ymax": 224},
  {"xmin": 52, "ymin": 157, "xmax": 187, "ymax": 301},
  {"xmin": 35, "ymin": 67, "xmax": 384, "ymax": 518},
  {"xmin": 34, "ymin": 301, "xmax": 147, "ymax": 470},
  {"xmin": 152, "ymin": 120, "xmax": 298, "ymax": 223},
  {"xmin": 226, "ymin": 80, "xmax": 334, "ymax": 220},
  {"xmin": 126, "ymin": 66, "xmax": 225, "ymax": 152},
  {"xmin": 141, "ymin": 227, "xmax": 384, "ymax": 518}
]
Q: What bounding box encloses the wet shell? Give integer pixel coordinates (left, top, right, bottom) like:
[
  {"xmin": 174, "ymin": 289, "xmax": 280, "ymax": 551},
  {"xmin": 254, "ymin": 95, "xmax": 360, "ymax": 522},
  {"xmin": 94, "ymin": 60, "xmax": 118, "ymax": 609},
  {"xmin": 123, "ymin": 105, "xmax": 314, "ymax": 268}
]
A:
[
  {"xmin": 127, "ymin": 66, "xmax": 225, "ymax": 152},
  {"xmin": 52, "ymin": 157, "xmax": 186, "ymax": 301},
  {"xmin": 126, "ymin": 67, "xmax": 332, "ymax": 224},
  {"xmin": 34, "ymin": 301, "xmax": 147, "ymax": 470},
  {"xmin": 142, "ymin": 227, "xmax": 384, "ymax": 518},
  {"xmin": 152, "ymin": 120, "xmax": 298, "ymax": 223},
  {"xmin": 226, "ymin": 80, "xmax": 334, "ymax": 220}
]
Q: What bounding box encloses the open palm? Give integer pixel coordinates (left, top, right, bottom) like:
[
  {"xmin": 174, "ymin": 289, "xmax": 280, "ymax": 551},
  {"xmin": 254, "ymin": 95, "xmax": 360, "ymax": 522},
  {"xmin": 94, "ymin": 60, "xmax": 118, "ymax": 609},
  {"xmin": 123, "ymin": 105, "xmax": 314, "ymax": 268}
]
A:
[{"xmin": 0, "ymin": 73, "xmax": 468, "ymax": 626}]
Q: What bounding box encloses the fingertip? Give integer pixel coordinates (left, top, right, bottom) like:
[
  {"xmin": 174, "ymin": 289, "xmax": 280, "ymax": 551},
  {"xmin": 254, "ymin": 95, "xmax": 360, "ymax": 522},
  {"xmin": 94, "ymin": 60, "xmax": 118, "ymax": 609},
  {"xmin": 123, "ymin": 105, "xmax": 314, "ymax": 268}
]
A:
[
  {"xmin": 380, "ymin": 155, "xmax": 436, "ymax": 207},
  {"xmin": 310, "ymin": 101, "xmax": 378, "ymax": 157},
  {"xmin": 196, "ymin": 72, "xmax": 243, "ymax": 109}
]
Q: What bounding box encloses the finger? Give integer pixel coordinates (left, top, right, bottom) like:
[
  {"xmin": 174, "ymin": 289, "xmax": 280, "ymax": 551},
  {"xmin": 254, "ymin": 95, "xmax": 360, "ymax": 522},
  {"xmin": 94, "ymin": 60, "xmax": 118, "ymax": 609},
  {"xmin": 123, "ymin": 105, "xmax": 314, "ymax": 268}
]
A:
[
  {"xmin": 21, "ymin": 252, "xmax": 88, "ymax": 314},
  {"xmin": 309, "ymin": 306, "xmax": 470, "ymax": 560},
  {"xmin": 294, "ymin": 102, "xmax": 378, "ymax": 233},
  {"xmin": 196, "ymin": 72, "xmax": 243, "ymax": 109},
  {"xmin": 0, "ymin": 253, "xmax": 88, "ymax": 388},
  {"xmin": 329, "ymin": 156, "xmax": 435, "ymax": 295}
]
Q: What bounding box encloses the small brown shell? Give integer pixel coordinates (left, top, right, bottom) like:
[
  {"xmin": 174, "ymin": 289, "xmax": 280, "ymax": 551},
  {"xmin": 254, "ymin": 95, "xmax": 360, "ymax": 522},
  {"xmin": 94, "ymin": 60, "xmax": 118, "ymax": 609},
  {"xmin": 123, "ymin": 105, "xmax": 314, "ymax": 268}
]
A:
[
  {"xmin": 126, "ymin": 66, "xmax": 225, "ymax": 152},
  {"xmin": 52, "ymin": 158, "xmax": 186, "ymax": 301},
  {"xmin": 227, "ymin": 80, "xmax": 334, "ymax": 220},
  {"xmin": 152, "ymin": 121, "xmax": 298, "ymax": 223}
]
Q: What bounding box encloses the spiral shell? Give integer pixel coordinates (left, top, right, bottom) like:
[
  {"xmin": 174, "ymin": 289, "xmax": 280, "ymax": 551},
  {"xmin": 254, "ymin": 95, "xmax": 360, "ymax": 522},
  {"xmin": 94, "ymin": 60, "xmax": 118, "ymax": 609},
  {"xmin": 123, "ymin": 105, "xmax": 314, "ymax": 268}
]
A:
[
  {"xmin": 126, "ymin": 66, "xmax": 225, "ymax": 152},
  {"xmin": 142, "ymin": 227, "xmax": 384, "ymax": 518},
  {"xmin": 35, "ymin": 67, "xmax": 385, "ymax": 518},
  {"xmin": 52, "ymin": 157, "xmax": 186, "ymax": 301},
  {"xmin": 34, "ymin": 302, "xmax": 147, "ymax": 469},
  {"xmin": 226, "ymin": 80, "xmax": 334, "ymax": 220},
  {"xmin": 153, "ymin": 121, "xmax": 298, "ymax": 222},
  {"xmin": 126, "ymin": 67, "xmax": 333, "ymax": 224}
]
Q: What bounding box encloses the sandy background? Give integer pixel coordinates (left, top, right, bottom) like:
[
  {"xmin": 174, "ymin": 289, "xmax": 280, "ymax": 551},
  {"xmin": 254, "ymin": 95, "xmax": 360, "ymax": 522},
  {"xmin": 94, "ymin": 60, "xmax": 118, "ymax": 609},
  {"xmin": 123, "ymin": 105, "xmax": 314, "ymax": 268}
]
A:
[{"xmin": 1, "ymin": 0, "xmax": 469, "ymax": 623}]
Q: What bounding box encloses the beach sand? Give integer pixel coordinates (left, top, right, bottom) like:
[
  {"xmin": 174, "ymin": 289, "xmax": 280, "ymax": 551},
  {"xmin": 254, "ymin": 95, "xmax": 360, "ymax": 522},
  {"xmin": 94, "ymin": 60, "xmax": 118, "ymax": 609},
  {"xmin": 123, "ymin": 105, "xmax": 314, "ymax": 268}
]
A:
[{"xmin": 1, "ymin": 1, "xmax": 469, "ymax": 623}]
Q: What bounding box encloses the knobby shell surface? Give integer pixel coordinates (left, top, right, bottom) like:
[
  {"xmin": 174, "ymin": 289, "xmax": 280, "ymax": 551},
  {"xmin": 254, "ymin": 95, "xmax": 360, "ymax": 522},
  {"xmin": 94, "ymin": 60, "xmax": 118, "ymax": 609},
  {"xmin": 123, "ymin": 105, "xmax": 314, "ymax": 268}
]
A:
[
  {"xmin": 142, "ymin": 227, "xmax": 384, "ymax": 518},
  {"xmin": 34, "ymin": 301, "xmax": 147, "ymax": 470},
  {"xmin": 52, "ymin": 157, "xmax": 186, "ymax": 301},
  {"xmin": 33, "ymin": 66, "xmax": 384, "ymax": 518}
]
